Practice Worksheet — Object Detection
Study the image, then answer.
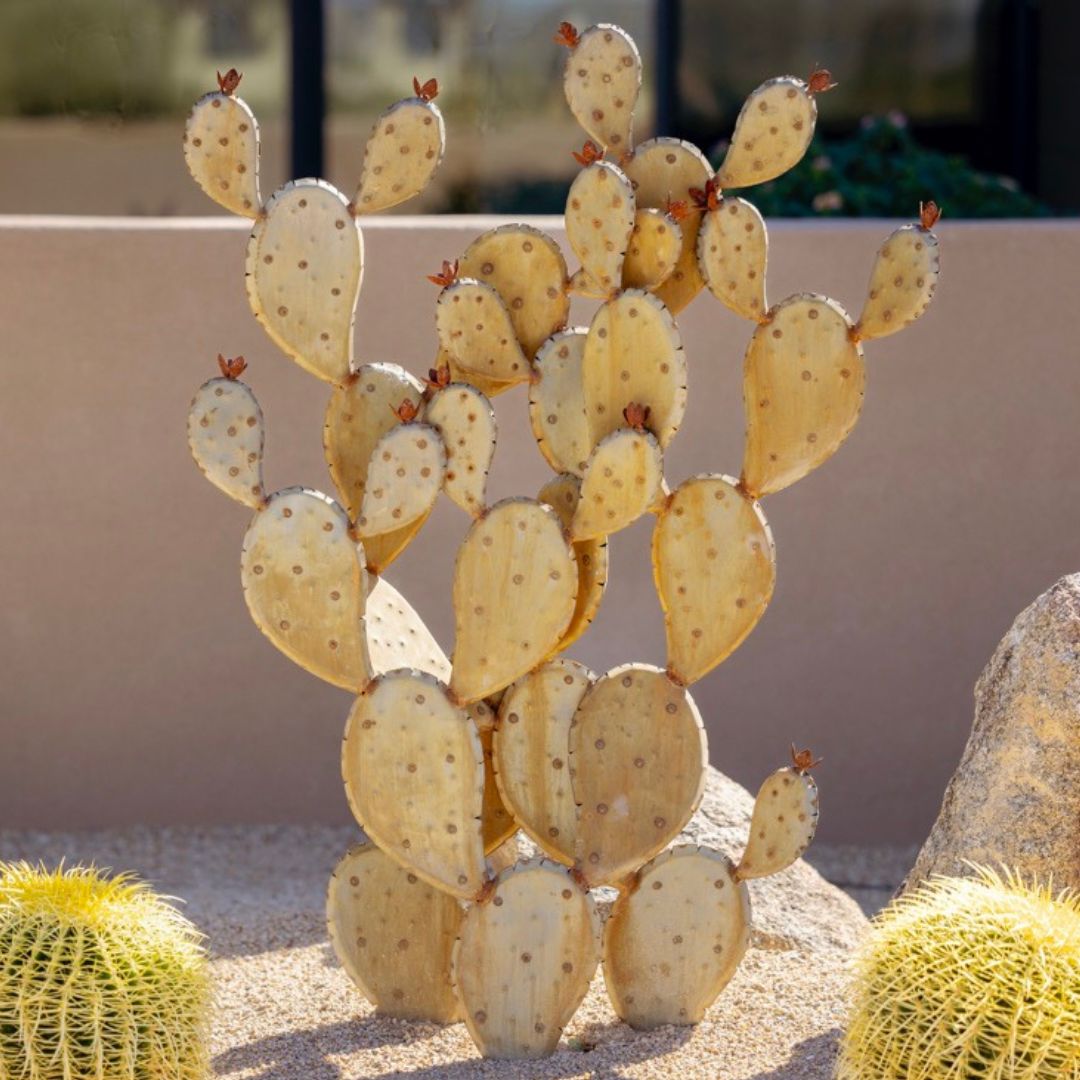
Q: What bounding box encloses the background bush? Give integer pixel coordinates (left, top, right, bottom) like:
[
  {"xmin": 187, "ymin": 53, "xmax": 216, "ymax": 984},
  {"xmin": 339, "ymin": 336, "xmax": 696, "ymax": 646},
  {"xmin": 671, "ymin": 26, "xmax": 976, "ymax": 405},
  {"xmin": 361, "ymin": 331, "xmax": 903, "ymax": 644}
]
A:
[{"xmin": 720, "ymin": 113, "xmax": 1050, "ymax": 218}]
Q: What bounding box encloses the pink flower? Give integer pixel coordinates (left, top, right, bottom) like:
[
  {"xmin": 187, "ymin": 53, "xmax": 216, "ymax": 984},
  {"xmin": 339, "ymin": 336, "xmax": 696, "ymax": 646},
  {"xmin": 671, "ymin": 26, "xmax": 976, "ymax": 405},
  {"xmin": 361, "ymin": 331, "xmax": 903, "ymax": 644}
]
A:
[{"xmin": 812, "ymin": 190, "xmax": 844, "ymax": 212}]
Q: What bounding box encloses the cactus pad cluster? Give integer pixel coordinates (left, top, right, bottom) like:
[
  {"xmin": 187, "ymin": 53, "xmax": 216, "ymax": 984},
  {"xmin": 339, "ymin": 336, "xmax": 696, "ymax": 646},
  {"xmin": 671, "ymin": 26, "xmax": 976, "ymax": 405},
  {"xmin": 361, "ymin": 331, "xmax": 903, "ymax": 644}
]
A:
[
  {"xmin": 185, "ymin": 25, "xmax": 939, "ymax": 1059},
  {"xmin": 0, "ymin": 862, "xmax": 210, "ymax": 1079},
  {"xmin": 839, "ymin": 869, "xmax": 1080, "ymax": 1079}
]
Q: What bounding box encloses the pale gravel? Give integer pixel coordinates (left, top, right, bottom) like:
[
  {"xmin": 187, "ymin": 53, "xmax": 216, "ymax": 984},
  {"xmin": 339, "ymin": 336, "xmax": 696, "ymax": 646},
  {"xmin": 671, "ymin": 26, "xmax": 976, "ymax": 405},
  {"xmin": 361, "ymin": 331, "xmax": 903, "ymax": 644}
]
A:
[{"xmin": 0, "ymin": 823, "xmax": 910, "ymax": 1080}]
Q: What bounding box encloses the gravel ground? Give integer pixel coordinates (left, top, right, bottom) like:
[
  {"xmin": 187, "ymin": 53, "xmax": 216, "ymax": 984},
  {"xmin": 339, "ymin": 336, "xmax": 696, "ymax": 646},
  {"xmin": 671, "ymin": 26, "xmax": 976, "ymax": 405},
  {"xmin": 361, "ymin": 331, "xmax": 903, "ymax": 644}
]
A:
[{"xmin": 0, "ymin": 825, "xmax": 912, "ymax": 1079}]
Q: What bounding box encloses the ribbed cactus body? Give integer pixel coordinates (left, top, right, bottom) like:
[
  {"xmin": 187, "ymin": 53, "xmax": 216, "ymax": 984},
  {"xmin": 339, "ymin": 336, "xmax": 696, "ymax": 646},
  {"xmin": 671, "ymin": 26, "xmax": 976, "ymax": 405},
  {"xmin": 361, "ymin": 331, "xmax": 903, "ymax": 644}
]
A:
[
  {"xmin": 0, "ymin": 863, "xmax": 210, "ymax": 1080},
  {"xmin": 839, "ymin": 869, "xmax": 1080, "ymax": 1080}
]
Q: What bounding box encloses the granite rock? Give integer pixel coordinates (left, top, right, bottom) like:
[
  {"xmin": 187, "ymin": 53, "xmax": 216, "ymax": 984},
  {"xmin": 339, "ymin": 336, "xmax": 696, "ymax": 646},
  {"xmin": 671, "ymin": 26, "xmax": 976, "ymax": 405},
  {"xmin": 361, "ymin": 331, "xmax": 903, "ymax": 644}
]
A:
[{"xmin": 906, "ymin": 573, "xmax": 1080, "ymax": 892}]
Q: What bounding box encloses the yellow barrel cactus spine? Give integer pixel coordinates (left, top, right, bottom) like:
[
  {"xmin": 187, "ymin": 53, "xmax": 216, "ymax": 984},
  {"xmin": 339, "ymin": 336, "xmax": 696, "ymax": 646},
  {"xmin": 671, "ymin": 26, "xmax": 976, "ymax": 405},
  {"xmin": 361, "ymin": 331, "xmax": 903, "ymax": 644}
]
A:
[
  {"xmin": 839, "ymin": 868, "xmax": 1080, "ymax": 1080},
  {"xmin": 0, "ymin": 863, "xmax": 211, "ymax": 1080}
]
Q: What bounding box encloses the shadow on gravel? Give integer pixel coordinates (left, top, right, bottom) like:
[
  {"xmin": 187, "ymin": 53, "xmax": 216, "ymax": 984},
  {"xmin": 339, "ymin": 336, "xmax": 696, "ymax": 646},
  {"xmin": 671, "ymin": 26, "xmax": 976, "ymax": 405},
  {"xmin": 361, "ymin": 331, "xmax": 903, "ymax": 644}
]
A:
[
  {"xmin": 745, "ymin": 1028, "xmax": 842, "ymax": 1079},
  {"xmin": 365, "ymin": 1026, "xmax": 693, "ymax": 1080},
  {"xmin": 213, "ymin": 1015, "xmax": 692, "ymax": 1080},
  {"xmin": 213, "ymin": 1016, "xmax": 443, "ymax": 1080}
]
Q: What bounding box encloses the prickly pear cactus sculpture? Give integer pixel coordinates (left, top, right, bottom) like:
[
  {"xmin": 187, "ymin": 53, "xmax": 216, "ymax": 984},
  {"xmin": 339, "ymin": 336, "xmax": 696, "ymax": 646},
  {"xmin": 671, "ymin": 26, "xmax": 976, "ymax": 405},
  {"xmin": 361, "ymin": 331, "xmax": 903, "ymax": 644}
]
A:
[{"xmin": 185, "ymin": 36, "xmax": 940, "ymax": 1057}]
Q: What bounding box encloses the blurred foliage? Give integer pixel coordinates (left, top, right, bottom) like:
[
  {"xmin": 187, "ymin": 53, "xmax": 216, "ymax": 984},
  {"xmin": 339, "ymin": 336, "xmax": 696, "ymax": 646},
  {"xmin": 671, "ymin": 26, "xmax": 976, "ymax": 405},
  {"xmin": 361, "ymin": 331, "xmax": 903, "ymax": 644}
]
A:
[
  {"xmin": 0, "ymin": 0, "xmax": 1052, "ymax": 219},
  {"xmin": 721, "ymin": 114, "xmax": 1050, "ymax": 218},
  {"xmin": 0, "ymin": 0, "xmax": 178, "ymax": 117},
  {"xmin": 438, "ymin": 176, "xmax": 567, "ymax": 215},
  {"xmin": 438, "ymin": 115, "xmax": 1049, "ymax": 218},
  {"xmin": 0, "ymin": 0, "xmax": 287, "ymax": 118}
]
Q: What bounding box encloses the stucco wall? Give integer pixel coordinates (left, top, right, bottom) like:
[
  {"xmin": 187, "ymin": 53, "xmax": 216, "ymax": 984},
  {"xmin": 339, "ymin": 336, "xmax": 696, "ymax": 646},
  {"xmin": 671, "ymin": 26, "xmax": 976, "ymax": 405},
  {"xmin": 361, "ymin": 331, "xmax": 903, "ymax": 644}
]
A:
[{"xmin": 1, "ymin": 215, "xmax": 1077, "ymax": 843}]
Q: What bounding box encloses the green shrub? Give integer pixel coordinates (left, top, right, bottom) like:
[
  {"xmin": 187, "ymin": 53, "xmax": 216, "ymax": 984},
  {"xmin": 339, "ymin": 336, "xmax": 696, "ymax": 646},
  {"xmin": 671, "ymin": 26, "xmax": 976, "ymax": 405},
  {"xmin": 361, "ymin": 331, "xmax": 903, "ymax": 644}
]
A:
[
  {"xmin": 0, "ymin": 0, "xmax": 176, "ymax": 117},
  {"xmin": 720, "ymin": 113, "xmax": 1050, "ymax": 218}
]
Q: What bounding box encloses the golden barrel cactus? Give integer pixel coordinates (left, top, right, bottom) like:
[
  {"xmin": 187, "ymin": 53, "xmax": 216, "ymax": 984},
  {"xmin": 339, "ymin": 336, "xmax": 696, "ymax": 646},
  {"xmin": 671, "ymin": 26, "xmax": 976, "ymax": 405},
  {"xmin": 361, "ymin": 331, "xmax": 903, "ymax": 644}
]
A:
[
  {"xmin": 839, "ymin": 868, "xmax": 1080, "ymax": 1080},
  {"xmin": 0, "ymin": 863, "xmax": 210, "ymax": 1080}
]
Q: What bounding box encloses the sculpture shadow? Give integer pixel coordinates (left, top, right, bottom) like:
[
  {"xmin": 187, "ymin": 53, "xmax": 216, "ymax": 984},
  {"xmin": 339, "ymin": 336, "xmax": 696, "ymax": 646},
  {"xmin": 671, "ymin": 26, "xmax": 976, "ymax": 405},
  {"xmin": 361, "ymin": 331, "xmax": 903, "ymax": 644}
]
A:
[
  {"xmin": 213, "ymin": 1015, "xmax": 691, "ymax": 1080},
  {"xmin": 202, "ymin": 913, "xmax": 330, "ymax": 960},
  {"xmin": 745, "ymin": 1028, "xmax": 842, "ymax": 1079},
  {"xmin": 363, "ymin": 1020, "xmax": 692, "ymax": 1080},
  {"xmin": 212, "ymin": 1016, "xmax": 442, "ymax": 1080}
]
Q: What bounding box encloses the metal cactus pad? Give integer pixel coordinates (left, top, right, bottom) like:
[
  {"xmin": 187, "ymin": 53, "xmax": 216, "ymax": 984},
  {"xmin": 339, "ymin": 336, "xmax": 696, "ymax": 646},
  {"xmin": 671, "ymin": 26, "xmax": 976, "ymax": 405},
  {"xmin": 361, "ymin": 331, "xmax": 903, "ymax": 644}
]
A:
[{"xmin": 184, "ymin": 28, "xmax": 939, "ymax": 1059}]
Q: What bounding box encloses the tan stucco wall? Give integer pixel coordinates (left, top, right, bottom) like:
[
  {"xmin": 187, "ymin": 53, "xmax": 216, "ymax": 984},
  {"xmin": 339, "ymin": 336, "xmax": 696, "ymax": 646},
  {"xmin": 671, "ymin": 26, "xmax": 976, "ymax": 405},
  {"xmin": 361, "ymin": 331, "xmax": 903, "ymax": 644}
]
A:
[{"xmin": 1, "ymin": 215, "xmax": 1077, "ymax": 843}]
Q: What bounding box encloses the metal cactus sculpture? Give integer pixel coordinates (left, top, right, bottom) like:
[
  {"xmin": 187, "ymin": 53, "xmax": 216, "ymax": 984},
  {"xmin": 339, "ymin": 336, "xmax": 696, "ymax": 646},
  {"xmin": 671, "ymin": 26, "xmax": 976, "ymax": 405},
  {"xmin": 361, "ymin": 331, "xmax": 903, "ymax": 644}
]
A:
[{"xmin": 185, "ymin": 24, "xmax": 939, "ymax": 1059}]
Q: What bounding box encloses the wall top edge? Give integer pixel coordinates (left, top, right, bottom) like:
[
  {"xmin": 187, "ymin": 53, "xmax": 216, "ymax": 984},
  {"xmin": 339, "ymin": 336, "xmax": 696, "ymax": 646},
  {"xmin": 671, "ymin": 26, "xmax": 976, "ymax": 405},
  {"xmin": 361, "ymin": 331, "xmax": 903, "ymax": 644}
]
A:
[
  {"xmin": 0, "ymin": 214, "xmax": 1074, "ymax": 234},
  {"xmin": 0, "ymin": 214, "xmax": 563, "ymax": 232}
]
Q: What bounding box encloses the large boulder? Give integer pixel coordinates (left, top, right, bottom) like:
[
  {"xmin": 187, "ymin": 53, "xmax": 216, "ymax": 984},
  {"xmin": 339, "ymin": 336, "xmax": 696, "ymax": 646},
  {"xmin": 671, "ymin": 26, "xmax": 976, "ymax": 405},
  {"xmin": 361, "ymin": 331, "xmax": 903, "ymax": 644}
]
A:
[{"xmin": 906, "ymin": 573, "xmax": 1080, "ymax": 892}]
